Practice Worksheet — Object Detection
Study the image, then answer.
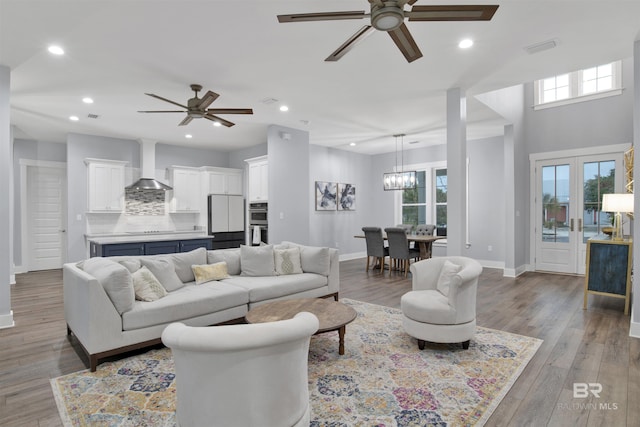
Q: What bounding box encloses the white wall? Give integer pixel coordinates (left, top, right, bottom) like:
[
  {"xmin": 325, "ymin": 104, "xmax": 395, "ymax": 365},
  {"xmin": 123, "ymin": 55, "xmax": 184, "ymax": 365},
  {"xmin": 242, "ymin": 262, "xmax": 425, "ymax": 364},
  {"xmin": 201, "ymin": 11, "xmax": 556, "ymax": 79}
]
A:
[{"xmin": 0, "ymin": 65, "xmax": 13, "ymax": 328}]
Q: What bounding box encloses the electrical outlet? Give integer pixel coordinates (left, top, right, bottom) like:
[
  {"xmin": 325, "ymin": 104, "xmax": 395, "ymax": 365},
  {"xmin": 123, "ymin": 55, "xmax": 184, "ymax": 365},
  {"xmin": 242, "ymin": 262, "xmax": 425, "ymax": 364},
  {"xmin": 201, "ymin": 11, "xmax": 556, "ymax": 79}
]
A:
[{"xmin": 487, "ymin": 245, "xmax": 493, "ymax": 252}]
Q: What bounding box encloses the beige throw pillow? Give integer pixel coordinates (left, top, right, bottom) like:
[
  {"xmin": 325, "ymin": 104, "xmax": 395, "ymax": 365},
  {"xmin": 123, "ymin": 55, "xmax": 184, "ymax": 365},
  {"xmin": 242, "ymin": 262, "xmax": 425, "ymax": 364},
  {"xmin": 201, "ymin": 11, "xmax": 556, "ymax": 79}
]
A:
[
  {"xmin": 192, "ymin": 262, "xmax": 230, "ymax": 285},
  {"xmin": 132, "ymin": 266, "xmax": 168, "ymax": 302},
  {"xmin": 436, "ymin": 260, "xmax": 462, "ymax": 297},
  {"xmin": 274, "ymin": 247, "xmax": 303, "ymax": 275}
]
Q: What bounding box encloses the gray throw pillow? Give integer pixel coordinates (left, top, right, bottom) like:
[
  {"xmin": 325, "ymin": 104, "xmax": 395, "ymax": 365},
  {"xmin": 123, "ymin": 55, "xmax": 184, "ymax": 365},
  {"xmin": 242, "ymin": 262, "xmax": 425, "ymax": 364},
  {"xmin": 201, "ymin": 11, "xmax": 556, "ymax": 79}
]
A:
[
  {"xmin": 170, "ymin": 247, "xmax": 207, "ymax": 283},
  {"xmin": 140, "ymin": 258, "xmax": 184, "ymax": 292},
  {"xmin": 118, "ymin": 259, "xmax": 141, "ymax": 274},
  {"xmin": 207, "ymin": 248, "xmax": 242, "ymax": 275},
  {"xmin": 240, "ymin": 245, "xmax": 276, "ymax": 277},
  {"xmin": 80, "ymin": 257, "xmax": 134, "ymax": 314}
]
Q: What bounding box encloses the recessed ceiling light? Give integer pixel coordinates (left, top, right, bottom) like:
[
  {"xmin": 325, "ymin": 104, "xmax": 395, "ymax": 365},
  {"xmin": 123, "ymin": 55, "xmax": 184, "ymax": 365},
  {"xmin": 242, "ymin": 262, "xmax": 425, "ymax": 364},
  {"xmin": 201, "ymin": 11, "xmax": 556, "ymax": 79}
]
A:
[
  {"xmin": 213, "ymin": 121, "xmax": 222, "ymax": 127},
  {"xmin": 185, "ymin": 134, "xmax": 193, "ymax": 139},
  {"xmin": 458, "ymin": 39, "xmax": 474, "ymax": 49},
  {"xmin": 279, "ymin": 105, "xmax": 289, "ymax": 112},
  {"xmin": 48, "ymin": 45, "xmax": 64, "ymax": 55},
  {"xmin": 69, "ymin": 115, "xmax": 79, "ymax": 121},
  {"xmin": 350, "ymin": 142, "xmax": 356, "ymax": 146},
  {"xmin": 82, "ymin": 97, "xmax": 94, "ymax": 104}
]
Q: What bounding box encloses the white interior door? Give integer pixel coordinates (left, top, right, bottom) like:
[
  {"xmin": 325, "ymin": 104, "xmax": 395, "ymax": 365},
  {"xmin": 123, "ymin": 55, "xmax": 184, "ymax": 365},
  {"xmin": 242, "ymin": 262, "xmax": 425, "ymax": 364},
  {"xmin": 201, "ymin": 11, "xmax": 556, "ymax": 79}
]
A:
[
  {"xmin": 27, "ymin": 166, "xmax": 67, "ymax": 271},
  {"xmin": 535, "ymin": 153, "xmax": 623, "ymax": 274}
]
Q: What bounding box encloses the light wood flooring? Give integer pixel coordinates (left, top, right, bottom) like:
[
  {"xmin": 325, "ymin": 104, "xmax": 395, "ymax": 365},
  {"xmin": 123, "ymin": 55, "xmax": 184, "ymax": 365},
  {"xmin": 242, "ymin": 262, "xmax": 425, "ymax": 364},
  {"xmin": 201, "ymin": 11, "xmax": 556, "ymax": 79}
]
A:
[{"xmin": 0, "ymin": 260, "xmax": 638, "ymax": 426}]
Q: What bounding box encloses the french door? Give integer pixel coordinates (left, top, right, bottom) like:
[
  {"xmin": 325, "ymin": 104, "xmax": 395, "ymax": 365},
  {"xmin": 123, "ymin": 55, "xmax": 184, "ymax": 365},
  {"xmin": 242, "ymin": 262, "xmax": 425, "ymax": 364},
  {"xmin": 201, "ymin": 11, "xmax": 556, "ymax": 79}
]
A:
[{"xmin": 534, "ymin": 152, "xmax": 623, "ymax": 274}]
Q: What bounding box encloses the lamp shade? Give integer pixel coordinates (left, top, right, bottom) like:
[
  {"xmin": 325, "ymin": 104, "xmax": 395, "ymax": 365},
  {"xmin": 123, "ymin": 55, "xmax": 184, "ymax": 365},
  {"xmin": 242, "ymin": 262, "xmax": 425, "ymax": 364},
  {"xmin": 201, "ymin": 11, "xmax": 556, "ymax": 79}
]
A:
[{"xmin": 602, "ymin": 193, "xmax": 634, "ymax": 213}]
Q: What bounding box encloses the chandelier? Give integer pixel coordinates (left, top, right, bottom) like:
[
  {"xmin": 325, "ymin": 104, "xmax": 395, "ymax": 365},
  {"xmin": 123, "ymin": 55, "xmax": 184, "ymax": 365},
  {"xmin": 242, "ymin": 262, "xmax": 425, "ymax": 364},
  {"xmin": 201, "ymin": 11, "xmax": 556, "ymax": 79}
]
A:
[{"xmin": 383, "ymin": 134, "xmax": 417, "ymax": 191}]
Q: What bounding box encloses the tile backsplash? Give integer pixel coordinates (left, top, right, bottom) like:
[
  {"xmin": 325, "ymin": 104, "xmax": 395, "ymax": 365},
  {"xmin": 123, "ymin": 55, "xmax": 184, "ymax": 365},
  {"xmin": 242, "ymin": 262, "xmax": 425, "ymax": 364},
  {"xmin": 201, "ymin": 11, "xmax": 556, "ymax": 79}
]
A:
[{"xmin": 125, "ymin": 189, "xmax": 165, "ymax": 216}]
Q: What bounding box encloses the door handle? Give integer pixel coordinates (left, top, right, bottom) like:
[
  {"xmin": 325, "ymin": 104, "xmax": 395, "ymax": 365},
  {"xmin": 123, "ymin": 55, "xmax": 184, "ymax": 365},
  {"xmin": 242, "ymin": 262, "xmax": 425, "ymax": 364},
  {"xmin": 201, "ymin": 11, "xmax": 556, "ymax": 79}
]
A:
[
  {"xmin": 570, "ymin": 218, "xmax": 574, "ymax": 232},
  {"xmin": 59, "ymin": 229, "xmax": 66, "ymax": 233},
  {"xmin": 578, "ymin": 218, "xmax": 583, "ymax": 232}
]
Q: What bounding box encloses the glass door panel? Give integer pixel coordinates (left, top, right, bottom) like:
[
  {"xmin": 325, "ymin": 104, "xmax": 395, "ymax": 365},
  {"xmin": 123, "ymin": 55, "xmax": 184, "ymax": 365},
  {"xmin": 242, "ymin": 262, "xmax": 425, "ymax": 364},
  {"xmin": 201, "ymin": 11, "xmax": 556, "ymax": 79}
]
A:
[
  {"xmin": 541, "ymin": 164, "xmax": 570, "ymax": 243},
  {"xmin": 582, "ymin": 160, "xmax": 615, "ymax": 243}
]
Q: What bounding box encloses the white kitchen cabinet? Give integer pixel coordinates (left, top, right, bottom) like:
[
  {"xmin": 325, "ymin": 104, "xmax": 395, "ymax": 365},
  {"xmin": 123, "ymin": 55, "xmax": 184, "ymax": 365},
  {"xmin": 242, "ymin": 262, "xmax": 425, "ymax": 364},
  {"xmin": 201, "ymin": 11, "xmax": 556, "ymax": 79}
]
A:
[
  {"xmin": 169, "ymin": 167, "xmax": 201, "ymax": 212},
  {"xmin": 85, "ymin": 159, "xmax": 127, "ymax": 212},
  {"xmin": 206, "ymin": 168, "xmax": 243, "ymax": 195},
  {"xmin": 247, "ymin": 157, "xmax": 268, "ymax": 202}
]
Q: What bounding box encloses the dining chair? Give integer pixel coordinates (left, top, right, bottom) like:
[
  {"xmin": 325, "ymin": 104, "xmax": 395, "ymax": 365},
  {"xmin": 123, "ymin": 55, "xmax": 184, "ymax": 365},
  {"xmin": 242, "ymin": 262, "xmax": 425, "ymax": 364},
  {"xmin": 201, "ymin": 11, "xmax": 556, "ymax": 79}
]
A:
[
  {"xmin": 415, "ymin": 224, "xmax": 436, "ymax": 236},
  {"xmin": 384, "ymin": 227, "xmax": 421, "ymax": 277},
  {"xmin": 362, "ymin": 226, "xmax": 389, "ymax": 273},
  {"xmin": 396, "ymin": 224, "xmax": 413, "ymax": 235}
]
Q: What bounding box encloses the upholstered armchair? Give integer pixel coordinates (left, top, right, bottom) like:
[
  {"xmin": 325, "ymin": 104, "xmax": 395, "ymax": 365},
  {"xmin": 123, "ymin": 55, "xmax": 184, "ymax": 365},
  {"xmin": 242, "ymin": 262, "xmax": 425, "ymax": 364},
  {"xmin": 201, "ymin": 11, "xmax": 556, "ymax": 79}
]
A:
[
  {"xmin": 161, "ymin": 312, "xmax": 319, "ymax": 427},
  {"xmin": 401, "ymin": 256, "xmax": 482, "ymax": 349}
]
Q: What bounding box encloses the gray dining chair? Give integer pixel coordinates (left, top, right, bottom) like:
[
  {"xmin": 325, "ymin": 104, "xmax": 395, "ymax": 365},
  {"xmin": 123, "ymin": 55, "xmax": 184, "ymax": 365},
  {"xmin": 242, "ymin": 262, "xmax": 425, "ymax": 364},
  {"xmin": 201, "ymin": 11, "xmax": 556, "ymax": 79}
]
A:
[
  {"xmin": 385, "ymin": 227, "xmax": 421, "ymax": 277},
  {"xmin": 415, "ymin": 224, "xmax": 436, "ymax": 236},
  {"xmin": 396, "ymin": 224, "xmax": 413, "ymax": 235},
  {"xmin": 362, "ymin": 227, "xmax": 389, "ymax": 273}
]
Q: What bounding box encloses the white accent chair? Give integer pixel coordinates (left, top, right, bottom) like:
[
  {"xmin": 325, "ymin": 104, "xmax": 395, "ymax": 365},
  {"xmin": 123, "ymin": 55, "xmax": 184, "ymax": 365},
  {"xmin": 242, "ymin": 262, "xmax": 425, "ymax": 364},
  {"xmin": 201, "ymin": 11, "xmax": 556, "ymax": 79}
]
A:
[
  {"xmin": 401, "ymin": 256, "xmax": 482, "ymax": 350},
  {"xmin": 161, "ymin": 312, "xmax": 319, "ymax": 427}
]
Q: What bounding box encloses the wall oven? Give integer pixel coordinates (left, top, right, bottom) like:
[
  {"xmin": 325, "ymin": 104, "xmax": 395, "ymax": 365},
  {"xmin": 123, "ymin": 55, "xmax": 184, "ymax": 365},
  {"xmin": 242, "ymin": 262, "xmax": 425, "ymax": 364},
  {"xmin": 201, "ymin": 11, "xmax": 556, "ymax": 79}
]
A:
[{"xmin": 249, "ymin": 202, "xmax": 268, "ymax": 225}]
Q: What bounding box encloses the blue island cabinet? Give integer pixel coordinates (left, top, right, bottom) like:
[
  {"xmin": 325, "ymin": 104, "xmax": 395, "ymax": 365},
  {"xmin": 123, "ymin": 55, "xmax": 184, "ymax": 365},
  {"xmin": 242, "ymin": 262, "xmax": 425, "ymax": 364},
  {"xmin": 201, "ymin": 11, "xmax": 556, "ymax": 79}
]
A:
[
  {"xmin": 584, "ymin": 235, "xmax": 632, "ymax": 315},
  {"xmin": 90, "ymin": 238, "xmax": 213, "ymax": 257}
]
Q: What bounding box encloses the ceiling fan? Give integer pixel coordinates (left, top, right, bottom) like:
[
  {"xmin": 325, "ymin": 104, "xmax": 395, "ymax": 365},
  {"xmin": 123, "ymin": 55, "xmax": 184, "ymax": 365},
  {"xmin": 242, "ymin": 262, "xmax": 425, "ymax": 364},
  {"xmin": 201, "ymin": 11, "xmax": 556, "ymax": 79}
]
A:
[
  {"xmin": 138, "ymin": 84, "xmax": 253, "ymax": 127},
  {"xmin": 277, "ymin": 1, "xmax": 499, "ymax": 63}
]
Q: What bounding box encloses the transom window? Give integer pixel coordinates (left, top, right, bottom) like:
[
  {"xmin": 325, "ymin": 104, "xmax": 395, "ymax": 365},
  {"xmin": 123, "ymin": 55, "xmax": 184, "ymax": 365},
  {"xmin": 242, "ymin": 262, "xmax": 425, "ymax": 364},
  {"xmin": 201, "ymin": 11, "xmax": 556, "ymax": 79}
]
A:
[{"xmin": 534, "ymin": 60, "xmax": 621, "ymax": 110}]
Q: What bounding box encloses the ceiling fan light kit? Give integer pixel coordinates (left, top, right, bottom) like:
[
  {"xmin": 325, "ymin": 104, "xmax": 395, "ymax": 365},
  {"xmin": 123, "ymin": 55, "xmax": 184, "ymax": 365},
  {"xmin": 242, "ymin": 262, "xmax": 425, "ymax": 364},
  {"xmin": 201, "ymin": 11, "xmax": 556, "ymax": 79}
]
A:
[{"xmin": 277, "ymin": 1, "xmax": 499, "ymax": 63}]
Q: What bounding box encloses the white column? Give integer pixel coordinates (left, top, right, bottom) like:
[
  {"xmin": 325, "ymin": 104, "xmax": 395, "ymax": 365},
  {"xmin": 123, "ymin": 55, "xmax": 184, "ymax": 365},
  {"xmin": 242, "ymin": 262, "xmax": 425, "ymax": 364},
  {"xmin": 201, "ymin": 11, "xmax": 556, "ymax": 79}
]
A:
[
  {"xmin": 446, "ymin": 88, "xmax": 467, "ymax": 256},
  {"xmin": 503, "ymin": 124, "xmax": 516, "ymax": 274},
  {"xmin": 0, "ymin": 65, "xmax": 14, "ymax": 329},
  {"xmin": 631, "ymin": 40, "xmax": 640, "ymax": 337}
]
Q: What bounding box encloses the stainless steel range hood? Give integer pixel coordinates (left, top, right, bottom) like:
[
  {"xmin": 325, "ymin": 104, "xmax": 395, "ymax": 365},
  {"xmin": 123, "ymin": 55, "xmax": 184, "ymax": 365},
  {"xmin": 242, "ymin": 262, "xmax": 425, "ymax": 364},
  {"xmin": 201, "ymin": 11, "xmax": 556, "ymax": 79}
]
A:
[{"xmin": 126, "ymin": 140, "xmax": 172, "ymax": 191}]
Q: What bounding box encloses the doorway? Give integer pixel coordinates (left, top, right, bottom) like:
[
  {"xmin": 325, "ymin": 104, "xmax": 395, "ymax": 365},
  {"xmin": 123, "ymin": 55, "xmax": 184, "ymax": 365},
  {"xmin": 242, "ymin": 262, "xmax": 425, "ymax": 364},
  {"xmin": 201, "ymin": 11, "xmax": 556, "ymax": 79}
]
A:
[
  {"xmin": 21, "ymin": 162, "xmax": 67, "ymax": 271},
  {"xmin": 532, "ymin": 147, "xmax": 625, "ymax": 275}
]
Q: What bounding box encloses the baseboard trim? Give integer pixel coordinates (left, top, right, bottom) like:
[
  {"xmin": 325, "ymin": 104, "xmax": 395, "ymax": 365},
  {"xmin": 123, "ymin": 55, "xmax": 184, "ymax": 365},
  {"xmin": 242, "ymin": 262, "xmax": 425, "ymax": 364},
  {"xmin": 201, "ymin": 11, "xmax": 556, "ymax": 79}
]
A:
[
  {"xmin": 339, "ymin": 251, "xmax": 366, "ymax": 262},
  {"xmin": 0, "ymin": 310, "xmax": 15, "ymax": 329},
  {"xmin": 630, "ymin": 306, "xmax": 640, "ymax": 338}
]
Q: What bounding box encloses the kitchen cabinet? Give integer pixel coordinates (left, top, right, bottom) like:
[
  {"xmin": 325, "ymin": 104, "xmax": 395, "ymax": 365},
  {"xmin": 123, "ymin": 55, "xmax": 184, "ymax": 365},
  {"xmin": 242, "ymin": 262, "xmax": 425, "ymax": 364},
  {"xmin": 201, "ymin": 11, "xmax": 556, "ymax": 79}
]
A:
[
  {"xmin": 584, "ymin": 235, "xmax": 632, "ymax": 315},
  {"xmin": 90, "ymin": 237, "xmax": 213, "ymax": 257},
  {"xmin": 169, "ymin": 167, "xmax": 201, "ymax": 212},
  {"xmin": 206, "ymin": 168, "xmax": 243, "ymax": 195},
  {"xmin": 85, "ymin": 159, "xmax": 127, "ymax": 212},
  {"xmin": 247, "ymin": 156, "xmax": 268, "ymax": 202}
]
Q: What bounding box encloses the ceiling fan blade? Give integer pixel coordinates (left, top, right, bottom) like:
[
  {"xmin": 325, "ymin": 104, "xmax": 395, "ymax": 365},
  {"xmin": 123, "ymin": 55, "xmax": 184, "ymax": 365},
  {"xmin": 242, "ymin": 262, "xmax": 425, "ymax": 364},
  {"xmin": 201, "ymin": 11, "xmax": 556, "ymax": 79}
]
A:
[
  {"xmin": 278, "ymin": 11, "xmax": 367, "ymax": 23},
  {"xmin": 145, "ymin": 93, "xmax": 188, "ymax": 109},
  {"xmin": 408, "ymin": 5, "xmax": 499, "ymax": 21},
  {"xmin": 137, "ymin": 110, "xmax": 186, "ymax": 113},
  {"xmin": 197, "ymin": 91, "xmax": 220, "ymax": 110},
  {"xmin": 178, "ymin": 116, "xmax": 193, "ymax": 126},
  {"xmin": 325, "ymin": 25, "xmax": 375, "ymax": 62},
  {"xmin": 204, "ymin": 114, "xmax": 235, "ymax": 127},
  {"xmin": 206, "ymin": 108, "xmax": 254, "ymax": 115},
  {"xmin": 406, "ymin": 0, "xmax": 419, "ymax": 4},
  {"xmin": 388, "ymin": 23, "xmax": 423, "ymax": 63}
]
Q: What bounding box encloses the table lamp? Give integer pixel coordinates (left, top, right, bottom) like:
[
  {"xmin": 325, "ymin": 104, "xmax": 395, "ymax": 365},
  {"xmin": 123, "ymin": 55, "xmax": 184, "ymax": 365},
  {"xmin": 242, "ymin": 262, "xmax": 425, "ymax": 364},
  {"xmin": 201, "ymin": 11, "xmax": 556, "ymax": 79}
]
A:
[{"xmin": 602, "ymin": 193, "xmax": 634, "ymax": 241}]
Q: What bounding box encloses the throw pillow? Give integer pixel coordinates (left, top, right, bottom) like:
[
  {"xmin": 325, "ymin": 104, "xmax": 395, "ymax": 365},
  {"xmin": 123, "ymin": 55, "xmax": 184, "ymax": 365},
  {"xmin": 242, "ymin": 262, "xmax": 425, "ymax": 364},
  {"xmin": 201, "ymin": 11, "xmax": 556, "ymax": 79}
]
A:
[
  {"xmin": 140, "ymin": 258, "xmax": 184, "ymax": 292},
  {"xmin": 281, "ymin": 241, "xmax": 331, "ymax": 275},
  {"xmin": 207, "ymin": 248, "xmax": 241, "ymax": 276},
  {"xmin": 80, "ymin": 257, "xmax": 134, "ymax": 314},
  {"xmin": 132, "ymin": 266, "xmax": 168, "ymax": 302},
  {"xmin": 171, "ymin": 247, "xmax": 207, "ymax": 283},
  {"xmin": 274, "ymin": 247, "xmax": 303, "ymax": 275},
  {"xmin": 192, "ymin": 262, "xmax": 230, "ymax": 284},
  {"xmin": 118, "ymin": 259, "xmax": 141, "ymax": 274},
  {"xmin": 436, "ymin": 260, "xmax": 462, "ymax": 297},
  {"xmin": 240, "ymin": 244, "xmax": 276, "ymax": 277}
]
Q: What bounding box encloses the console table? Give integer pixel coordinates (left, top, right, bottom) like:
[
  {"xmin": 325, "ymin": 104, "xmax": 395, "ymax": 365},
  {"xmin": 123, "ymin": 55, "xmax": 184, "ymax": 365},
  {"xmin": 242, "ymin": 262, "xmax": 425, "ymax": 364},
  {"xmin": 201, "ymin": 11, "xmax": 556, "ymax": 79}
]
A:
[{"xmin": 583, "ymin": 234, "xmax": 632, "ymax": 315}]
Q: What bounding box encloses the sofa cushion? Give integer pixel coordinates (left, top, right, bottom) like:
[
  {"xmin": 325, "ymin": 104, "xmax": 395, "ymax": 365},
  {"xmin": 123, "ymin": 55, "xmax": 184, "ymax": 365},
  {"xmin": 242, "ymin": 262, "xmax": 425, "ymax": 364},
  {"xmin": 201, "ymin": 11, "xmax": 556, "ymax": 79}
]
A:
[
  {"xmin": 118, "ymin": 259, "xmax": 141, "ymax": 274},
  {"xmin": 240, "ymin": 245, "xmax": 276, "ymax": 277},
  {"xmin": 223, "ymin": 273, "xmax": 327, "ymax": 303},
  {"xmin": 274, "ymin": 247, "xmax": 303, "ymax": 275},
  {"xmin": 401, "ymin": 290, "xmax": 456, "ymax": 325},
  {"xmin": 208, "ymin": 248, "xmax": 241, "ymax": 275},
  {"xmin": 436, "ymin": 260, "xmax": 461, "ymax": 297},
  {"xmin": 192, "ymin": 262, "xmax": 230, "ymax": 285},
  {"xmin": 122, "ymin": 282, "xmax": 249, "ymax": 331},
  {"xmin": 282, "ymin": 242, "xmax": 331, "ymax": 276},
  {"xmin": 171, "ymin": 247, "xmax": 207, "ymax": 283},
  {"xmin": 80, "ymin": 257, "xmax": 134, "ymax": 314},
  {"xmin": 132, "ymin": 266, "xmax": 168, "ymax": 302},
  {"xmin": 140, "ymin": 258, "xmax": 184, "ymax": 292}
]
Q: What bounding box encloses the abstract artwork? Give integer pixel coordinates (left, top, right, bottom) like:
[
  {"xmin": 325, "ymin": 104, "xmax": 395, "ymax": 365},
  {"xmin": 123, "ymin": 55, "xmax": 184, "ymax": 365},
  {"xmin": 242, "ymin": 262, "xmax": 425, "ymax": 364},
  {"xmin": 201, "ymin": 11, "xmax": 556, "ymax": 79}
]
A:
[
  {"xmin": 316, "ymin": 181, "xmax": 337, "ymax": 210},
  {"xmin": 337, "ymin": 183, "xmax": 356, "ymax": 211}
]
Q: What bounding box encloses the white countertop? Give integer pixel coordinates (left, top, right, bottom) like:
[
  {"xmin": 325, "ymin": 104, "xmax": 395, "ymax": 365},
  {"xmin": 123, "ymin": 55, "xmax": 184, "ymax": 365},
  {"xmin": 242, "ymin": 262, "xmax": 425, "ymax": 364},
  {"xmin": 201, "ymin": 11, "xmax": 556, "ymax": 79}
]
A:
[{"xmin": 86, "ymin": 231, "xmax": 209, "ymax": 245}]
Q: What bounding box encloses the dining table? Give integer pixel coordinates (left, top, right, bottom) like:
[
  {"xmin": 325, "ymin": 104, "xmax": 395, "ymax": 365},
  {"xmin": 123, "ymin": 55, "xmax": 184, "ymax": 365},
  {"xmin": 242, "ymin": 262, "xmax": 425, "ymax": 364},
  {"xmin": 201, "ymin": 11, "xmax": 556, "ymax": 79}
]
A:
[{"xmin": 354, "ymin": 233, "xmax": 445, "ymax": 260}]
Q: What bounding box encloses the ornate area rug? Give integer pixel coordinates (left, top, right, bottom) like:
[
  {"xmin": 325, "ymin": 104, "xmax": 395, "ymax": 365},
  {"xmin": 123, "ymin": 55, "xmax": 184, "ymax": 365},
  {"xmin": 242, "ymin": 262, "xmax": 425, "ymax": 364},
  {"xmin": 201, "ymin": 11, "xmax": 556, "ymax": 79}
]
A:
[{"xmin": 51, "ymin": 299, "xmax": 542, "ymax": 426}]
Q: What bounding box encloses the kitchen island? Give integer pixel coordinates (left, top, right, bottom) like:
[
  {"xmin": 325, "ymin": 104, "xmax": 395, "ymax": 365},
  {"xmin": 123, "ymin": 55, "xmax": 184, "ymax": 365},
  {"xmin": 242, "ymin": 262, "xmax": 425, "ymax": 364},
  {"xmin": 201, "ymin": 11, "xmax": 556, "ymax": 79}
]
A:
[{"xmin": 87, "ymin": 232, "xmax": 214, "ymax": 257}]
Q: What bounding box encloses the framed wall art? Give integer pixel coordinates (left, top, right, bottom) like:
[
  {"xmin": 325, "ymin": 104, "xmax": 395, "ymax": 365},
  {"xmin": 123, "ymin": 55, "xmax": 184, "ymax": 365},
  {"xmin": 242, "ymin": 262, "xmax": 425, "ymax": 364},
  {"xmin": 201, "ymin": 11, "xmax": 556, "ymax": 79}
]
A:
[
  {"xmin": 337, "ymin": 183, "xmax": 356, "ymax": 211},
  {"xmin": 315, "ymin": 181, "xmax": 337, "ymax": 210}
]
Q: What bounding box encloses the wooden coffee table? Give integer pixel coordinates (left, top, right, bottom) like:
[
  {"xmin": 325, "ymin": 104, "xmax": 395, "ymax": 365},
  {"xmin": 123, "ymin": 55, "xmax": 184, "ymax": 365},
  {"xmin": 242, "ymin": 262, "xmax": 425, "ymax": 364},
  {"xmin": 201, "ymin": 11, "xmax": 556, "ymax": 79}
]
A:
[{"xmin": 245, "ymin": 298, "xmax": 357, "ymax": 355}]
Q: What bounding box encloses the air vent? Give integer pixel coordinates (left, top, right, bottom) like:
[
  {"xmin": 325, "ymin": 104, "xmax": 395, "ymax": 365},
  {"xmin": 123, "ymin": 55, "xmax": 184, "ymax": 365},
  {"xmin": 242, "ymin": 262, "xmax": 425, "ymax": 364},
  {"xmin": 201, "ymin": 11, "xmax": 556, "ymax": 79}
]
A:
[
  {"xmin": 524, "ymin": 39, "xmax": 558, "ymax": 55},
  {"xmin": 260, "ymin": 97, "xmax": 279, "ymax": 105},
  {"xmin": 87, "ymin": 113, "xmax": 100, "ymax": 119}
]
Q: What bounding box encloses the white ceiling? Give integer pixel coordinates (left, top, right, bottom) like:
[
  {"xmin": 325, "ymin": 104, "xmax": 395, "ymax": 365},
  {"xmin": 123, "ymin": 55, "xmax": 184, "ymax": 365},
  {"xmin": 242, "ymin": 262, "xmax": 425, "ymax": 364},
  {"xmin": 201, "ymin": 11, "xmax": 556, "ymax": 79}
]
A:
[{"xmin": 2, "ymin": 1, "xmax": 640, "ymax": 155}]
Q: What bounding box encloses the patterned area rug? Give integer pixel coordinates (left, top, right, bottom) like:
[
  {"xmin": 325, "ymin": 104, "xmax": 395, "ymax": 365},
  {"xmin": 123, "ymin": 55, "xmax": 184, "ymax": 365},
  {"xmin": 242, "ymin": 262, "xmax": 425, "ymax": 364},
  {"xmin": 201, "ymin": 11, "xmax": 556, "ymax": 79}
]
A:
[{"xmin": 51, "ymin": 299, "xmax": 542, "ymax": 426}]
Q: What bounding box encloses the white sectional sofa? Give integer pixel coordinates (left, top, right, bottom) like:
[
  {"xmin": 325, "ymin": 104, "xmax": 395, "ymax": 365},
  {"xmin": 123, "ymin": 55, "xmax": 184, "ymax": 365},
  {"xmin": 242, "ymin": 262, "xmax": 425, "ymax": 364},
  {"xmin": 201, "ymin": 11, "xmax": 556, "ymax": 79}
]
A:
[{"xmin": 63, "ymin": 242, "xmax": 339, "ymax": 371}]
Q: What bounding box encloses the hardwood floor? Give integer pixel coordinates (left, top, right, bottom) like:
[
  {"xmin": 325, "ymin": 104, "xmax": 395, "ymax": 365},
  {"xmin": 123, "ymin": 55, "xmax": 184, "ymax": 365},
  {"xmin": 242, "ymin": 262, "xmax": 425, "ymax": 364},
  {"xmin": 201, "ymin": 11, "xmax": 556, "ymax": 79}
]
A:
[{"xmin": 1, "ymin": 260, "xmax": 638, "ymax": 426}]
